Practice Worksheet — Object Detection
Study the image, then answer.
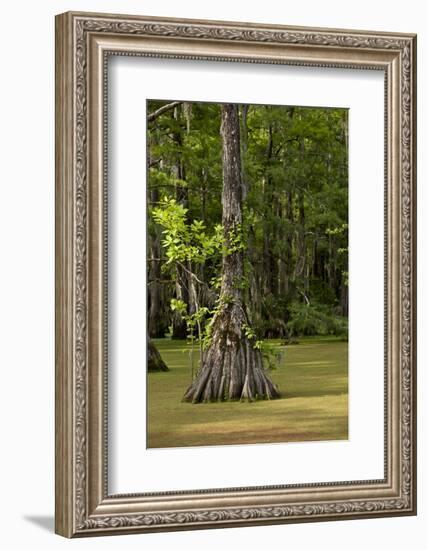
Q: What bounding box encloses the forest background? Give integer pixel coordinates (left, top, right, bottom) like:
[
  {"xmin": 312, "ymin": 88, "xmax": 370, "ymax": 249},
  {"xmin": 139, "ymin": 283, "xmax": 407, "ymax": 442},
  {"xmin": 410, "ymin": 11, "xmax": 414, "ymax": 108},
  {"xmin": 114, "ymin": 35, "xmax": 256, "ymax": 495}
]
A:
[
  {"xmin": 147, "ymin": 100, "xmax": 349, "ymax": 349},
  {"xmin": 146, "ymin": 99, "xmax": 349, "ymax": 445}
]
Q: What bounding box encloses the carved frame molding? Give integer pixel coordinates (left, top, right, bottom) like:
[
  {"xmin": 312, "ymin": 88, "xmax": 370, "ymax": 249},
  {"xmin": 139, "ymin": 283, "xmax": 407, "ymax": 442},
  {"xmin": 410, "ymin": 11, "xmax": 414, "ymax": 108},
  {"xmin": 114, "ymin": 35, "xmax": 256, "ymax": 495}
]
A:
[{"xmin": 55, "ymin": 11, "xmax": 416, "ymax": 537}]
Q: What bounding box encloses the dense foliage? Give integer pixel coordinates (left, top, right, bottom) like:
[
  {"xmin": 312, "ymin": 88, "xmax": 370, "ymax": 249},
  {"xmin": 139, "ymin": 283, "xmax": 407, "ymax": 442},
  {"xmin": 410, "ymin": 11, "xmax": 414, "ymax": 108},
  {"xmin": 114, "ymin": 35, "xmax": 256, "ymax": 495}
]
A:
[{"xmin": 147, "ymin": 100, "xmax": 348, "ymax": 343}]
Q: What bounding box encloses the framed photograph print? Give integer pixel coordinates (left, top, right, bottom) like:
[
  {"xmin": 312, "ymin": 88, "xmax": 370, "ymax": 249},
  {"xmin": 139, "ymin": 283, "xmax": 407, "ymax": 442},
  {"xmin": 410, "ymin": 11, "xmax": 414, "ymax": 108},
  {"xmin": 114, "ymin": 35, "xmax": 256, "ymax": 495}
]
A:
[{"xmin": 55, "ymin": 11, "xmax": 417, "ymax": 537}]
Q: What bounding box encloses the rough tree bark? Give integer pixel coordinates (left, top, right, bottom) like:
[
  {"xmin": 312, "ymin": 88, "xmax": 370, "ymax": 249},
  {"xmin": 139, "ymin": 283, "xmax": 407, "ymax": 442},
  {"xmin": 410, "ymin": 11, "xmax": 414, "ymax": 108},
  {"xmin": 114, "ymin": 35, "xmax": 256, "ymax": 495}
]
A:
[
  {"xmin": 147, "ymin": 337, "xmax": 169, "ymax": 372},
  {"xmin": 183, "ymin": 104, "xmax": 280, "ymax": 403}
]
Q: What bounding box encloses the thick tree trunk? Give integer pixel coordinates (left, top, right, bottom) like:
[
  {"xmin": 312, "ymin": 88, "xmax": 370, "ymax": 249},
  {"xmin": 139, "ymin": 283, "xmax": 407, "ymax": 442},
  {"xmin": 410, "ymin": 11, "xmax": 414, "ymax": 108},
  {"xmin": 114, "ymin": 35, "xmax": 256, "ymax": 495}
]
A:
[
  {"xmin": 147, "ymin": 338, "xmax": 169, "ymax": 372},
  {"xmin": 183, "ymin": 104, "xmax": 279, "ymax": 403}
]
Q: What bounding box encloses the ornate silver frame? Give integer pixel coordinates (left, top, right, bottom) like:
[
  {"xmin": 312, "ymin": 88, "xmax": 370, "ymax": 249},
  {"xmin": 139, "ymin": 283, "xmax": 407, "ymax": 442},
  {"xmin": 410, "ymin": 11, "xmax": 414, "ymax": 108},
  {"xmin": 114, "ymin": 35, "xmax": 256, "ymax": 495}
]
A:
[{"xmin": 55, "ymin": 11, "xmax": 417, "ymax": 537}]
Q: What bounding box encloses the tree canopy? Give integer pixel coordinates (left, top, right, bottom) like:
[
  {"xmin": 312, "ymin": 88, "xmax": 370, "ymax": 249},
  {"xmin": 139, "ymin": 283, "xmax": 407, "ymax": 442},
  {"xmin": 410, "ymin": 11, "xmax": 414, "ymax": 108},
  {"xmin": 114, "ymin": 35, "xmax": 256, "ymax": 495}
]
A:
[{"xmin": 147, "ymin": 100, "xmax": 348, "ymax": 350}]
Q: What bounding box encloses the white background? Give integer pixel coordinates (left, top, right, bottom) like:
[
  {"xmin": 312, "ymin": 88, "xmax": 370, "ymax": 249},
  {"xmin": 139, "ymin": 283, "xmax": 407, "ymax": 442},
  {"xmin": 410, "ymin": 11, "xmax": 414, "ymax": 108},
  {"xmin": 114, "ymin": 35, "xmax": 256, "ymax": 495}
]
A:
[
  {"xmin": 0, "ymin": 1, "xmax": 424, "ymax": 549},
  {"xmin": 109, "ymin": 58, "xmax": 384, "ymax": 493}
]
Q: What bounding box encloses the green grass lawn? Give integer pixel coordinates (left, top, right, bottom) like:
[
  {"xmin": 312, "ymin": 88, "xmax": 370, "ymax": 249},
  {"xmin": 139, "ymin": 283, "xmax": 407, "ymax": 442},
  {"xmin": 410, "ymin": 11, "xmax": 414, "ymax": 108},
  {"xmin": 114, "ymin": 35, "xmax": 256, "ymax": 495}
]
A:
[{"xmin": 147, "ymin": 337, "xmax": 348, "ymax": 448}]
